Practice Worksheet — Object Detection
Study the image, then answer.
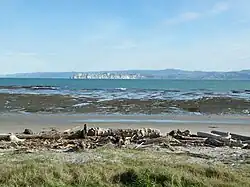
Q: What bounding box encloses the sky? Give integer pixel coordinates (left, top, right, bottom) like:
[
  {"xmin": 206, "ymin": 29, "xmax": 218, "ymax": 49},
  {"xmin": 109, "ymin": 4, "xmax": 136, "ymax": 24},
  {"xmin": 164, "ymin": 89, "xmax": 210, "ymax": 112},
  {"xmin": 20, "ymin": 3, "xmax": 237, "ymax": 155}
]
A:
[{"xmin": 0, "ymin": 0, "xmax": 250, "ymax": 74}]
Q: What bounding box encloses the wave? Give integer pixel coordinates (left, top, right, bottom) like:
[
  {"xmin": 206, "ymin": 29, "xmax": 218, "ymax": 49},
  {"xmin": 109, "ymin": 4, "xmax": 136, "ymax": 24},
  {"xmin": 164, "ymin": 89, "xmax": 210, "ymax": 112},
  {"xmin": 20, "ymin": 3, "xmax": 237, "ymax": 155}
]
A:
[
  {"xmin": 72, "ymin": 103, "xmax": 89, "ymax": 107},
  {"xmin": 115, "ymin": 87, "xmax": 127, "ymax": 91},
  {"xmin": 0, "ymin": 85, "xmax": 58, "ymax": 90}
]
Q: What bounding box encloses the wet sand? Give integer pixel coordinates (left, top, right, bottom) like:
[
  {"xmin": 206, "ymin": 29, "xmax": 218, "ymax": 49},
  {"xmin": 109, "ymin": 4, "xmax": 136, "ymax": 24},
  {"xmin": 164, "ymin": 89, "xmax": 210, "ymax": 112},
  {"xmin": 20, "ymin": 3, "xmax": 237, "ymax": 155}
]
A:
[{"xmin": 0, "ymin": 113, "xmax": 249, "ymax": 135}]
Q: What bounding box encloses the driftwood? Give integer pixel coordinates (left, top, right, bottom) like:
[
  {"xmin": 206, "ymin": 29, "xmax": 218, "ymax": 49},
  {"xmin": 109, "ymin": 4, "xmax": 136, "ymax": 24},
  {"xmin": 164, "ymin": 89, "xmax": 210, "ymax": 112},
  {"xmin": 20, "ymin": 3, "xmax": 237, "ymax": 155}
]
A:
[
  {"xmin": 199, "ymin": 131, "xmax": 247, "ymax": 148},
  {"xmin": 197, "ymin": 132, "xmax": 234, "ymax": 147},
  {"xmin": 0, "ymin": 126, "xmax": 249, "ymax": 151},
  {"xmin": 0, "ymin": 134, "xmax": 11, "ymax": 141},
  {"xmin": 197, "ymin": 132, "xmax": 223, "ymax": 139},
  {"xmin": 168, "ymin": 129, "xmax": 191, "ymax": 138},
  {"xmin": 63, "ymin": 126, "xmax": 82, "ymax": 134},
  {"xmin": 230, "ymin": 133, "xmax": 250, "ymax": 141},
  {"xmin": 0, "ymin": 133, "xmax": 25, "ymax": 142},
  {"xmin": 134, "ymin": 142, "xmax": 145, "ymax": 149},
  {"xmin": 211, "ymin": 130, "xmax": 250, "ymax": 141},
  {"xmin": 242, "ymin": 140, "xmax": 250, "ymax": 144},
  {"xmin": 197, "ymin": 132, "xmax": 232, "ymax": 142},
  {"xmin": 136, "ymin": 137, "xmax": 170, "ymax": 145},
  {"xmin": 160, "ymin": 143, "xmax": 175, "ymax": 151},
  {"xmin": 9, "ymin": 133, "xmax": 25, "ymax": 142},
  {"xmin": 210, "ymin": 130, "xmax": 229, "ymax": 137},
  {"xmin": 179, "ymin": 139, "xmax": 206, "ymax": 144},
  {"xmin": 205, "ymin": 138, "xmax": 225, "ymax": 147},
  {"xmin": 0, "ymin": 133, "xmax": 71, "ymax": 141},
  {"xmin": 176, "ymin": 136, "xmax": 206, "ymax": 141}
]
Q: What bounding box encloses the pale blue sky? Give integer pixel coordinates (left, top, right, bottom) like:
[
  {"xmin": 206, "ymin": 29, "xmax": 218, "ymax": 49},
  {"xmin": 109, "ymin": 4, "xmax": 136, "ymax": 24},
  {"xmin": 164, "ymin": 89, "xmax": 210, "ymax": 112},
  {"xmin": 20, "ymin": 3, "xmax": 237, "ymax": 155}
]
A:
[{"xmin": 0, "ymin": 0, "xmax": 250, "ymax": 74}]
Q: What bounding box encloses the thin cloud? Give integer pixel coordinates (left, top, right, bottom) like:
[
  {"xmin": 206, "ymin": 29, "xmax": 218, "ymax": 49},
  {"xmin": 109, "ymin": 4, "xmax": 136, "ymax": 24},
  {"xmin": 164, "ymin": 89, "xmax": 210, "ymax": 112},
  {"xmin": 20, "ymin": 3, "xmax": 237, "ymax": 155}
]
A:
[
  {"xmin": 4, "ymin": 51, "xmax": 14, "ymax": 56},
  {"xmin": 46, "ymin": 52, "xmax": 57, "ymax": 56},
  {"xmin": 4, "ymin": 51, "xmax": 37, "ymax": 56},
  {"xmin": 239, "ymin": 55, "xmax": 250, "ymax": 60},
  {"xmin": 237, "ymin": 19, "xmax": 249, "ymax": 24},
  {"xmin": 165, "ymin": 1, "xmax": 229, "ymax": 25},
  {"xmin": 18, "ymin": 52, "xmax": 37, "ymax": 56},
  {"xmin": 112, "ymin": 40, "xmax": 137, "ymax": 49},
  {"xmin": 211, "ymin": 2, "xmax": 229, "ymax": 14},
  {"xmin": 165, "ymin": 12, "xmax": 200, "ymax": 25}
]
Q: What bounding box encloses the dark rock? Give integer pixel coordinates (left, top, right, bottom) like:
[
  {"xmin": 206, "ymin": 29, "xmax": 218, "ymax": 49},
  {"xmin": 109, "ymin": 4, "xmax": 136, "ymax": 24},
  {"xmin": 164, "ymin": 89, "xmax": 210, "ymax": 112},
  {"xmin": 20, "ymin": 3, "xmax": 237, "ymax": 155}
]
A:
[
  {"xmin": 183, "ymin": 130, "xmax": 191, "ymax": 136},
  {"xmin": 186, "ymin": 107, "xmax": 200, "ymax": 113},
  {"xmin": 87, "ymin": 128, "xmax": 96, "ymax": 136},
  {"xmin": 23, "ymin": 129, "xmax": 33, "ymax": 135},
  {"xmin": 169, "ymin": 130, "xmax": 177, "ymax": 137}
]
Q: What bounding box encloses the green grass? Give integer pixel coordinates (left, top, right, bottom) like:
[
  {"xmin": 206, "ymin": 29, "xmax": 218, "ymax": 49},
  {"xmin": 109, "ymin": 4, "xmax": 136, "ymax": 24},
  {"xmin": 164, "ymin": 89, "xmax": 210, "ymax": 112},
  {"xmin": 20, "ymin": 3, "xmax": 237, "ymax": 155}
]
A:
[{"xmin": 0, "ymin": 149, "xmax": 250, "ymax": 187}]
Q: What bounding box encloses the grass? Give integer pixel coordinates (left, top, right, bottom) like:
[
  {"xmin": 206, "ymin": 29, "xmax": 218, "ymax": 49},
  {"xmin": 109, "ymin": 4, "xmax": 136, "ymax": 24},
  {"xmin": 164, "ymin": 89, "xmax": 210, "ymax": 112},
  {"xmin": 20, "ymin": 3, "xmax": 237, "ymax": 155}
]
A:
[{"xmin": 0, "ymin": 149, "xmax": 249, "ymax": 187}]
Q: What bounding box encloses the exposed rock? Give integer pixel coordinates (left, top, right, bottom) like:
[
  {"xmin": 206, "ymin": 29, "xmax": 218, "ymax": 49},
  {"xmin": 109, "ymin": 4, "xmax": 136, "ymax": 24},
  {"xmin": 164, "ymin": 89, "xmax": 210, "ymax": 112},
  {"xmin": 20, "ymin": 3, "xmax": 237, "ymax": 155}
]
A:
[{"xmin": 23, "ymin": 129, "xmax": 33, "ymax": 135}]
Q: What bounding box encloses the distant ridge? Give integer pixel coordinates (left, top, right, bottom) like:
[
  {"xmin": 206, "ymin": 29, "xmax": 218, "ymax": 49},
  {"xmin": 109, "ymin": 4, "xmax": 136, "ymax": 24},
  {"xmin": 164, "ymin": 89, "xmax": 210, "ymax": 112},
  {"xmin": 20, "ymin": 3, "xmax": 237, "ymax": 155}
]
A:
[{"xmin": 1, "ymin": 69, "xmax": 250, "ymax": 80}]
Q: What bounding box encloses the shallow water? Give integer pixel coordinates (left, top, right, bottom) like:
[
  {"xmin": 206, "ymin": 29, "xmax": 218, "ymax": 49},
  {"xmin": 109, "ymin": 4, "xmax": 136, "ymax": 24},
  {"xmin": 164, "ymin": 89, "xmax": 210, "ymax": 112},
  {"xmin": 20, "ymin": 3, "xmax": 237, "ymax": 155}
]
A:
[
  {"xmin": 0, "ymin": 78, "xmax": 249, "ymax": 115},
  {"xmin": 71, "ymin": 118, "xmax": 250, "ymax": 124}
]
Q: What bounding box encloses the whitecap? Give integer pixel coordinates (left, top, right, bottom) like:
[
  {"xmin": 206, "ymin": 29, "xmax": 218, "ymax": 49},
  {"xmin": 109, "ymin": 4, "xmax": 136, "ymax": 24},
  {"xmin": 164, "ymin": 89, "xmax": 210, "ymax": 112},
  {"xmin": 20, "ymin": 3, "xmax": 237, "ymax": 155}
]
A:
[
  {"xmin": 72, "ymin": 103, "xmax": 89, "ymax": 107},
  {"xmin": 115, "ymin": 88, "xmax": 127, "ymax": 91}
]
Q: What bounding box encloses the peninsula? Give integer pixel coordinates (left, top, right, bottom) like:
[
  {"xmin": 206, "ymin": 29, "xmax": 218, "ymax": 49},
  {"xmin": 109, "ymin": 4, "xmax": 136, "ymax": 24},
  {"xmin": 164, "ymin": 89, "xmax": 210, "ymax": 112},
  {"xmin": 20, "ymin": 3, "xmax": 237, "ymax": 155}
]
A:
[{"xmin": 2, "ymin": 69, "xmax": 250, "ymax": 80}]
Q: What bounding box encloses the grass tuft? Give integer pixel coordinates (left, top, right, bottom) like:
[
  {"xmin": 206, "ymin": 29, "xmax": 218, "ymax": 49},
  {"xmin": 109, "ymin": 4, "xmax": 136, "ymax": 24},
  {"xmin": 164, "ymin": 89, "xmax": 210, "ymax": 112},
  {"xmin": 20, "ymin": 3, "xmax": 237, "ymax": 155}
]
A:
[{"xmin": 0, "ymin": 149, "xmax": 249, "ymax": 187}]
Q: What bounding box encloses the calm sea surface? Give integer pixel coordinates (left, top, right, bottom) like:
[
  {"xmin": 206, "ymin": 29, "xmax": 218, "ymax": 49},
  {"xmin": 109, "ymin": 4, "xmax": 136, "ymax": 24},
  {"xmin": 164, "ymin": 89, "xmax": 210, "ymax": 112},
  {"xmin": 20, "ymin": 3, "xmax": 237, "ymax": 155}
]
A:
[{"xmin": 0, "ymin": 78, "xmax": 250, "ymax": 92}]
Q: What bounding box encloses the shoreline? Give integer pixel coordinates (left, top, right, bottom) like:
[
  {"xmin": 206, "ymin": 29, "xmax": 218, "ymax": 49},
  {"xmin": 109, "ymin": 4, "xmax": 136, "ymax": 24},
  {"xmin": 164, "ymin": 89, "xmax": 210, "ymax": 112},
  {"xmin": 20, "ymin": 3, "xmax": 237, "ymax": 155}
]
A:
[
  {"xmin": 0, "ymin": 92, "xmax": 249, "ymax": 115},
  {"xmin": 0, "ymin": 113, "xmax": 250, "ymax": 135}
]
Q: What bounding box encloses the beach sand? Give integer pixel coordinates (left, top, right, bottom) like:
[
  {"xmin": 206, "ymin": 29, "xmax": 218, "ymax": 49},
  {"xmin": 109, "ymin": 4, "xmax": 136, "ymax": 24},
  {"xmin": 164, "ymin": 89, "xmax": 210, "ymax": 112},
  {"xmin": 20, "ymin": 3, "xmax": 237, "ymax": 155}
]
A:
[{"xmin": 0, "ymin": 113, "xmax": 249, "ymax": 135}]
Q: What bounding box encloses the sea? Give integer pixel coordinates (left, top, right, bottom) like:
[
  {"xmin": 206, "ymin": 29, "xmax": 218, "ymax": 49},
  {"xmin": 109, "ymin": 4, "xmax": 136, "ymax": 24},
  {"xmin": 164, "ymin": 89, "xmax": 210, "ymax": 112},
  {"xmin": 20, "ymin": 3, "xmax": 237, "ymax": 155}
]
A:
[{"xmin": 0, "ymin": 78, "xmax": 249, "ymax": 115}]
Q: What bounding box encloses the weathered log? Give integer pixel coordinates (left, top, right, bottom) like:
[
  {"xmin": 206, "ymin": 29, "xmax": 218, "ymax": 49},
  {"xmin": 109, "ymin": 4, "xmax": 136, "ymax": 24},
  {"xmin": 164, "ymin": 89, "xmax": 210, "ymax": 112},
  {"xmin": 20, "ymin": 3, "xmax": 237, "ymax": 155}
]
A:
[
  {"xmin": 0, "ymin": 133, "xmax": 25, "ymax": 142},
  {"xmin": 160, "ymin": 143, "xmax": 175, "ymax": 151},
  {"xmin": 86, "ymin": 127, "xmax": 161, "ymax": 138},
  {"xmin": 140, "ymin": 137, "xmax": 170, "ymax": 145},
  {"xmin": 197, "ymin": 132, "xmax": 233, "ymax": 146},
  {"xmin": 63, "ymin": 126, "xmax": 81, "ymax": 134},
  {"xmin": 168, "ymin": 129, "xmax": 191, "ymax": 137},
  {"xmin": 0, "ymin": 133, "xmax": 70, "ymax": 141},
  {"xmin": 210, "ymin": 130, "xmax": 229, "ymax": 137},
  {"xmin": 201, "ymin": 132, "xmax": 244, "ymax": 147},
  {"xmin": 0, "ymin": 134, "xmax": 11, "ymax": 141},
  {"xmin": 211, "ymin": 130, "xmax": 250, "ymax": 141},
  {"xmin": 134, "ymin": 144, "xmax": 154, "ymax": 149},
  {"xmin": 176, "ymin": 136, "xmax": 206, "ymax": 141},
  {"xmin": 242, "ymin": 140, "xmax": 250, "ymax": 144},
  {"xmin": 242, "ymin": 144, "xmax": 250, "ymax": 149},
  {"xmin": 179, "ymin": 139, "xmax": 206, "ymax": 144},
  {"xmin": 134, "ymin": 142, "xmax": 145, "ymax": 149},
  {"xmin": 230, "ymin": 133, "xmax": 250, "ymax": 141},
  {"xmin": 205, "ymin": 137, "xmax": 225, "ymax": 147},
  {"xmin": 197, "ymin": 132, "xmax": 222, "ymax": 139},
  {"xmin": 229, "ymin": 139, "xmax": 245, "ymax": 147}
]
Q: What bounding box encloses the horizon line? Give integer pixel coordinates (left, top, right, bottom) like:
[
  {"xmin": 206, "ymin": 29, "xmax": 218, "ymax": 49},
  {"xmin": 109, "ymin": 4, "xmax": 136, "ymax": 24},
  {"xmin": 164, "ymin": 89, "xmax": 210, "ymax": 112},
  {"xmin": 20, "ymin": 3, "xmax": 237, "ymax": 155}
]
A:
[{"xmin": 2, "ymin": 68, "xmax": 250, "ymax": 75}]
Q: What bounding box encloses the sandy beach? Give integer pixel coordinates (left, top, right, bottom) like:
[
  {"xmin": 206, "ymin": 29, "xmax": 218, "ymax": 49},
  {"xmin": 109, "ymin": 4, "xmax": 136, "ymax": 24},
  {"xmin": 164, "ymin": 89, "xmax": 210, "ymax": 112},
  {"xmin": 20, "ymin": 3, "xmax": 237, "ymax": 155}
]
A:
[{"xmin": 0, "ymin": 113, "xmax": 249, "ymax": 135}]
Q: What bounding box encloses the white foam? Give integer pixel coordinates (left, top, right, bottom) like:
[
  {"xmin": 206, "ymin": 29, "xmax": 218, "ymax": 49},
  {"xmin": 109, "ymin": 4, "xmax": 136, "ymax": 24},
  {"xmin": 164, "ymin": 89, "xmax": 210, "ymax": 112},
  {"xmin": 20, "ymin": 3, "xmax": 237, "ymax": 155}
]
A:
[{"xmin": 72, "ymin": 103, "xmax": 89, "ymax": 107}]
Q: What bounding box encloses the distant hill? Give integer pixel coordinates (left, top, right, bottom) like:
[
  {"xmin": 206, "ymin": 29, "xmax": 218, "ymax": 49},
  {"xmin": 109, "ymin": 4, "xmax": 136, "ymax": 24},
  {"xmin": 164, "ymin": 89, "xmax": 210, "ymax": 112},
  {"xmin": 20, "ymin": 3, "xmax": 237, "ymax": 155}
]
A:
[{"xmin": 2, "ymin": 69, "xmax": 250, "ymax": 80}]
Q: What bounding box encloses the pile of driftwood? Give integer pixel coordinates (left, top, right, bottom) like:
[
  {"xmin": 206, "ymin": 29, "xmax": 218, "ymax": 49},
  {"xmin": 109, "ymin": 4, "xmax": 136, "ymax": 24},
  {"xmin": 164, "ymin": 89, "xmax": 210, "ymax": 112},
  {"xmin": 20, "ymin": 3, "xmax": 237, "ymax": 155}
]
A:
[
  {"xmin": 0, "ymin": 125, "xmax": 250, "ymax": 152},
  {"xmin": 198, "ymin": 131, "xmax": 250, "ymax": 149}
]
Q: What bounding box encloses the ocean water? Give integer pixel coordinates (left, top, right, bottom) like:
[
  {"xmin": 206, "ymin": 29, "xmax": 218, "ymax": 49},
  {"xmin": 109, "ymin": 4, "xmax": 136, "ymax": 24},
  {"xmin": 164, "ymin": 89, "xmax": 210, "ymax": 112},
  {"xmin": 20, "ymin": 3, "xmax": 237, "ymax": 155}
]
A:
[
  {"xmin": 0, "ymin": 78, "xmax": 249, "ymax": 115},
  {"xmin": 0, "ymin": 78, "xmax": 250, "ymax": 97}
]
